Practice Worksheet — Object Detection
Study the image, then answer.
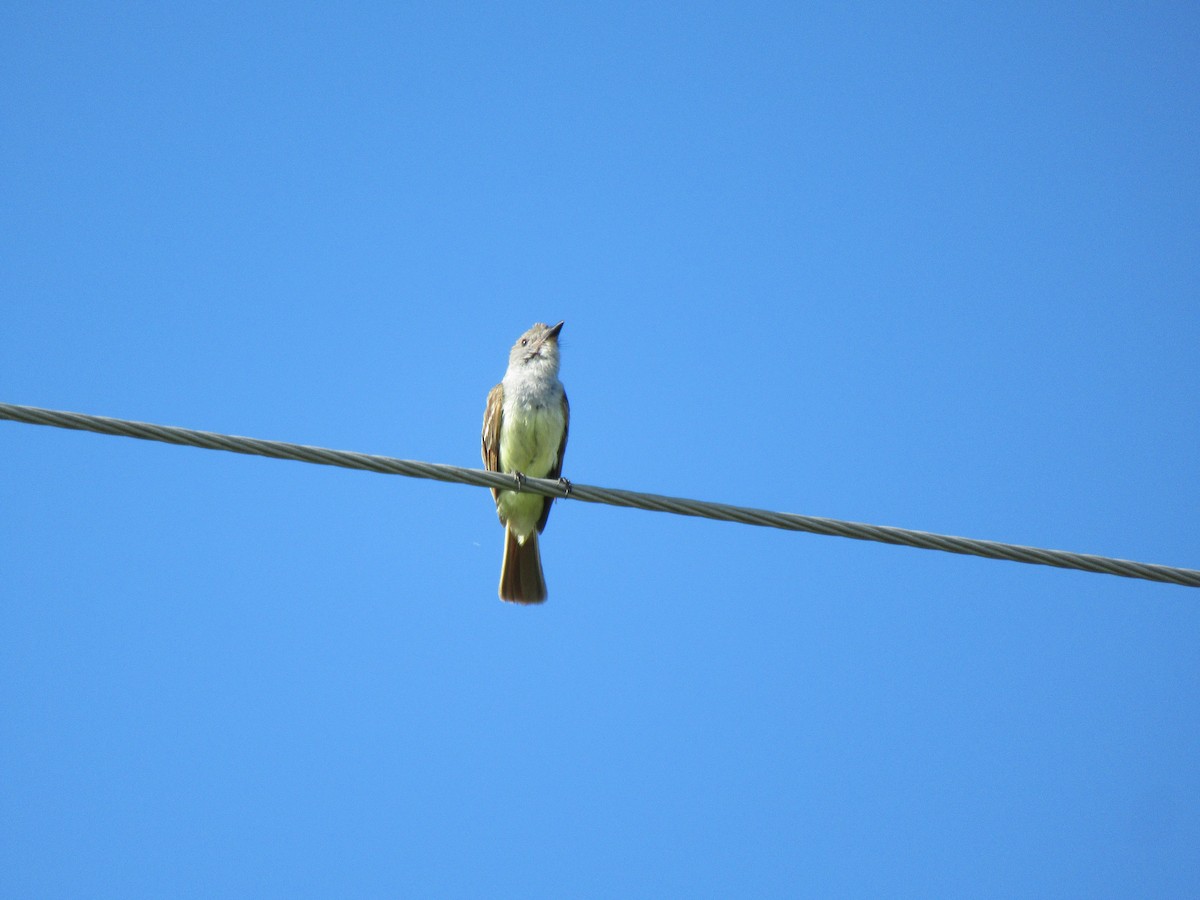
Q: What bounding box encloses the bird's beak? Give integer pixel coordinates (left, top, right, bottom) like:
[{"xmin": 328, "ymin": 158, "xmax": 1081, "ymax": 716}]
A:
[{"xmin": 546, "ymin": 321, "xmax": 564, "ymax": 341}]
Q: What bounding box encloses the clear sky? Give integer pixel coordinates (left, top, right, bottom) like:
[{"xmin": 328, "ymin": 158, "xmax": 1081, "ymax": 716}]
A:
[{"xmin": 3, "ymin": 3, "xmax": 1198, "ymax": 897}]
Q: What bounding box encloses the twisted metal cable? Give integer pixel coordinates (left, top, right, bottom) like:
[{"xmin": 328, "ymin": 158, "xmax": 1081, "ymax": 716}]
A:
[{"xmin": 3, "ymin": 401, "xmax": 1197, "ymax": 589}]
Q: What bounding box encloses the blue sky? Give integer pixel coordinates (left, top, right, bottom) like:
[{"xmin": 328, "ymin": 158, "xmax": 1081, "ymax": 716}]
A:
[{"xmin": 3, "ymin": 3, "xmax": 1198, "ymax": 896}]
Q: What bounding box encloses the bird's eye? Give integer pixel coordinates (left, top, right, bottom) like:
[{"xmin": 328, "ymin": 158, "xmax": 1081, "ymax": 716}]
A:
[{"xmin": 520, "ymin": 339, "xmax": 528, "ymax": 346}]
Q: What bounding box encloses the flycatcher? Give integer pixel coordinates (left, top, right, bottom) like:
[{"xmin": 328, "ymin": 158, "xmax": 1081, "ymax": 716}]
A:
[{"xmin": 481, "ymin": 320, "xmax": 570, "ymax": 604}]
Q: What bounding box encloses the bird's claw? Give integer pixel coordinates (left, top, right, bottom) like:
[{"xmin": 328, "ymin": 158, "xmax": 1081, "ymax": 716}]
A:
[
  {"xmin": 512, "ymin": 471, "xmax": 526, "ymax": 492},
  {"xmin": 558, "ymin": 477, "xmax": 572, "ymax": 495}
]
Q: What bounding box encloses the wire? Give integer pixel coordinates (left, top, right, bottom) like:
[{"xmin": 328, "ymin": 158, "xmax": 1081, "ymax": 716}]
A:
[{"xmin": 3, "ymin": 400, "xmax": 1197, "ymax": 589}]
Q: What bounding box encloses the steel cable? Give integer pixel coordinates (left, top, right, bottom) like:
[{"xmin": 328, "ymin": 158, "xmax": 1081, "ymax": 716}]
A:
[{"xmin": 3, "ymin": 401, "xmax": 1196, "ymax": 589}]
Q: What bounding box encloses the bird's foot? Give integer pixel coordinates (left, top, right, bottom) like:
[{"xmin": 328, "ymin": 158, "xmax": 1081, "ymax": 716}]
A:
[
  {"xmin": 512, "ymin": 471, "xmax": 526, "ymax": 492},
  {"xmin": 557, "ymin": 477, "xmax": 573, "ymax": 495}
]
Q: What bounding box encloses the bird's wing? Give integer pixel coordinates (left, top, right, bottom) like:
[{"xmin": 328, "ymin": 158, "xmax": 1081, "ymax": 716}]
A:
[
  {"xmin": 481, "ymin": 382, "xmax": 504, "ymax": 507},
  {"xmin": 536, "ymin": 389, "xmax": 569, "ymax": 534}
]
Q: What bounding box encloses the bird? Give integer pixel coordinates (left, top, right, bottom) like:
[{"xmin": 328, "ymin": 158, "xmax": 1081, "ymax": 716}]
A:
[{"xmin": 481, "ymin": 321, "xmax": 569, "ymax": 603}]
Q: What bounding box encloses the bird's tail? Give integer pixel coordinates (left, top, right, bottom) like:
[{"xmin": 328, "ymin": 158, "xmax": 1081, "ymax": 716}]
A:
[{"xmin": 499, "ymin": 525, "xmax": 547, "ymax": 604}]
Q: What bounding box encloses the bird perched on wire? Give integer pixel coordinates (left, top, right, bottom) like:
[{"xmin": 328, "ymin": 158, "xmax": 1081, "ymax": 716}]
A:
[{"xmin": 481, "ymin": 320, "xmax": 569, "ymax": 603}]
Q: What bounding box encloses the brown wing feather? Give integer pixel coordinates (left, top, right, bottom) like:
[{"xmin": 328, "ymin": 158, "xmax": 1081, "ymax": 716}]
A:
[
  {"xmin": 481, "ymin": 383, "xmax": 504, "ymax": 510},
  {"xmin": 536, "ymin": 389, "xmax": 569, "ymax": 534}
]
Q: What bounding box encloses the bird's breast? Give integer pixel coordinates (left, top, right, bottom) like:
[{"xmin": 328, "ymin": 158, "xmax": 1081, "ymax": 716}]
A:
[{"xmin": 499, "ymin": 398, "xmax": 565, "ymax": 478}]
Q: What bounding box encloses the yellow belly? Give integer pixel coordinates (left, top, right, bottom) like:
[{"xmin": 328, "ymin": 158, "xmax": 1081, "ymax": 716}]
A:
[{"xmin": 496, "ymin": 401, "xmax": 565, "ymax": 540}]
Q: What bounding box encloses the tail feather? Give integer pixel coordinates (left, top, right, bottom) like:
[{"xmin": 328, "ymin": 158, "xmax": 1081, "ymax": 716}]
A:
[{"xmin": 499, "ymin": 525, "xmax": 547, "ymax": 604}]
